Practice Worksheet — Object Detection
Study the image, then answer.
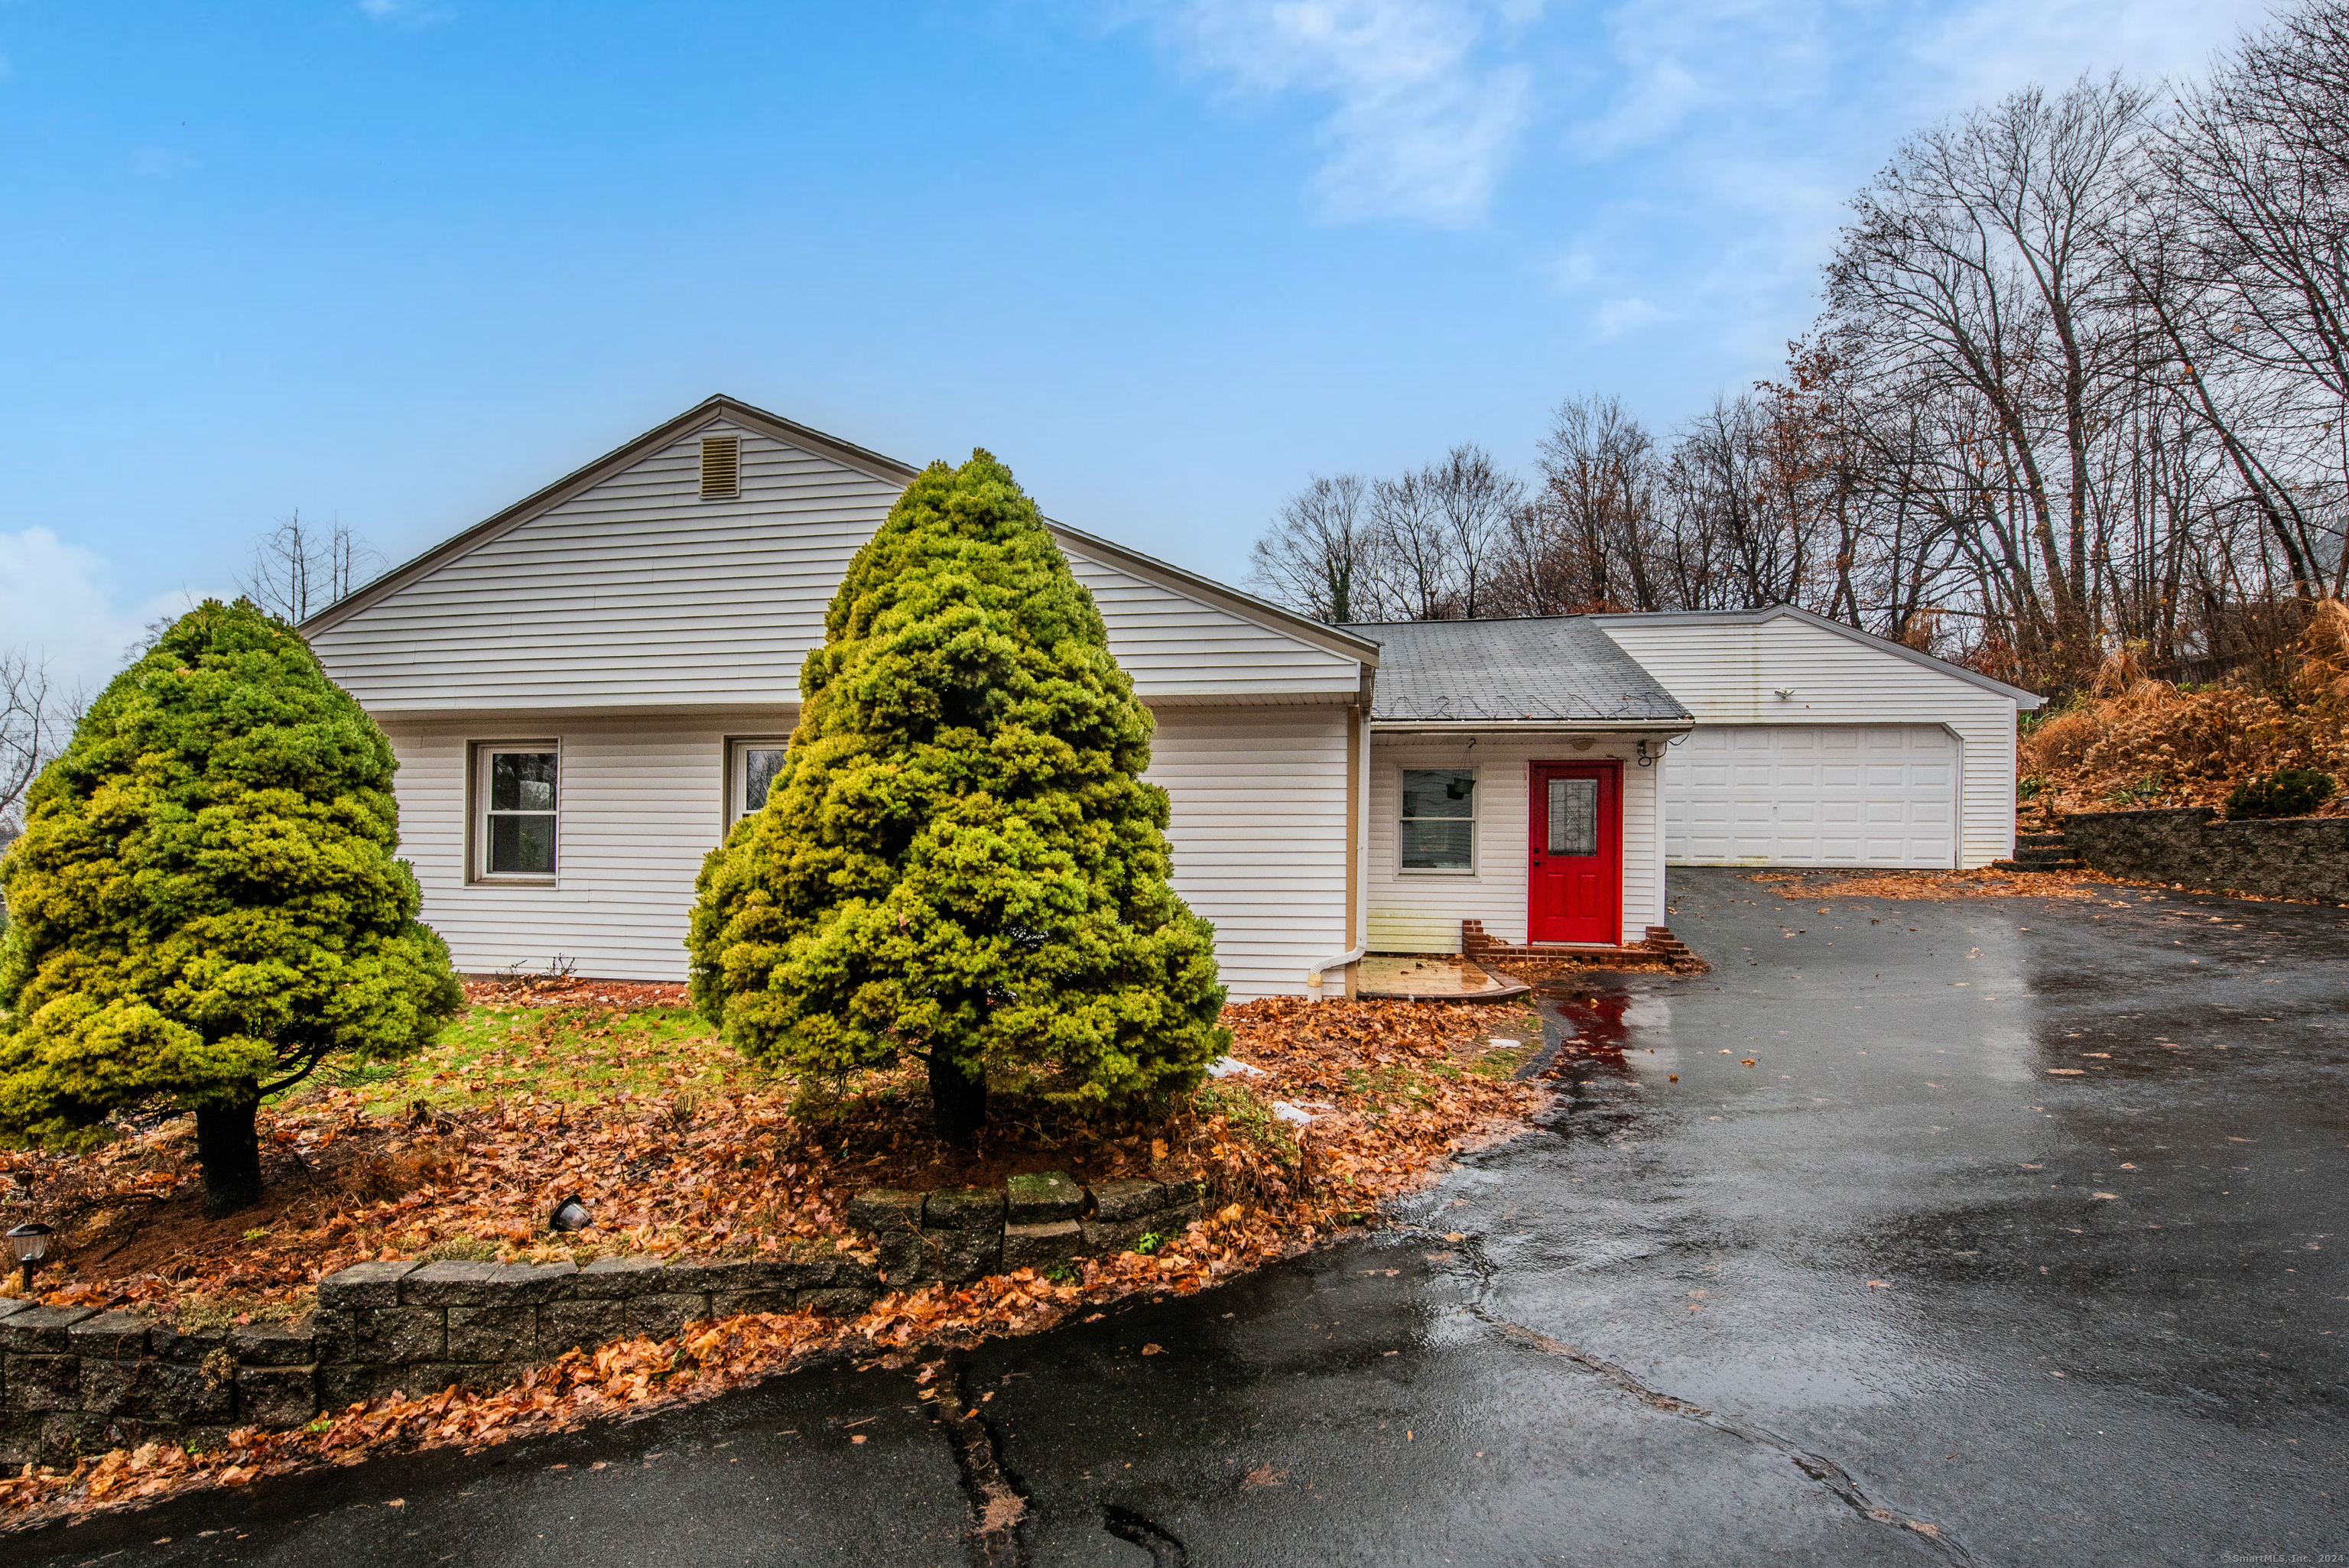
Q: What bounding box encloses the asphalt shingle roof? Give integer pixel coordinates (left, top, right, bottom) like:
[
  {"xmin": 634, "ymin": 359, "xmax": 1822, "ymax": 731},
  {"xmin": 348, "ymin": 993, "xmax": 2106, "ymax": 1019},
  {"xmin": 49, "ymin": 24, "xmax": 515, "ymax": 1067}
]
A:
[{"xmin": 1338, "ymin": 616, "xmax": 1690, "ymax": 724}]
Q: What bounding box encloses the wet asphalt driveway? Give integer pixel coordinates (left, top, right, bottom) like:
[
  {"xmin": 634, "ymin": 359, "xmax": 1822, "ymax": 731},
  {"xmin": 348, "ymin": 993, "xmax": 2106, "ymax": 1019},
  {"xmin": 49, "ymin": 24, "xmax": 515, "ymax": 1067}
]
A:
[{"xmin": 20, "ymin": 868, "xmax": 2347, "ymax": 1566}]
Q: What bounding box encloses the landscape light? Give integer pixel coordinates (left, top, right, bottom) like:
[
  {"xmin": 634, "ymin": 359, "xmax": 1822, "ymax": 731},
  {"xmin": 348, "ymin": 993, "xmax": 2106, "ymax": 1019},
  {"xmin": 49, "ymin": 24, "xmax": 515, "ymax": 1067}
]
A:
[
  {"xmin": 549, "ymin": 1196, "xmax": 593, "ymax": 1233},
  {"xmin": 6, "ymin": 1223, "xmax": 54, "ymax": 1294}
]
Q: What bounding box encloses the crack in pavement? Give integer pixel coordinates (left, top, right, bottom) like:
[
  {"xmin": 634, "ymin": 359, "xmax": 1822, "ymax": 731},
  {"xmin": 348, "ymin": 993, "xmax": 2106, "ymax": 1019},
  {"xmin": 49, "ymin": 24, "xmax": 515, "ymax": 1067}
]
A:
[
  {"xmin": 926, "ymin": 1359, "xmax": 1029, "ymax": 1567},
  {"xmin": 1392, "ymin": 1220, "xmax": 1980, "ymax": 1567},
  {"xmin": 1103, "ymin": 1503, "xmax": 1190, "ymax": 1566}
]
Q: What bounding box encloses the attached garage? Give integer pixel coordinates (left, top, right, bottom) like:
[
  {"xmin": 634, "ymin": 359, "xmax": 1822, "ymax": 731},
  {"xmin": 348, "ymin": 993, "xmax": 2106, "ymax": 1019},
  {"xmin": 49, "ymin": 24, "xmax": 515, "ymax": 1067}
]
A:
[
  {"xmin": 1664, "ymin": 722, "xmax": 1958, "ymax": 867},
  {"xmin": 1597, "ymin": 608, "xmax": 2040, "ymax": 870}
]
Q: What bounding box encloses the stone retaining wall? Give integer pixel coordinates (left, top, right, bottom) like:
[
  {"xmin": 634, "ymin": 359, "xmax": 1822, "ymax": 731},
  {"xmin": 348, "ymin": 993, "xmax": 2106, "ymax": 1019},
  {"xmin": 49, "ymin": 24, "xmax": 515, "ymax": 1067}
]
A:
[
  {"xmin": 2060, "ymin": 807, "xmax": 2349, "ymax": 904},
  {"xmin": 0, "ymin": 1168, "xmax": 1207, "ymax": 1467}
]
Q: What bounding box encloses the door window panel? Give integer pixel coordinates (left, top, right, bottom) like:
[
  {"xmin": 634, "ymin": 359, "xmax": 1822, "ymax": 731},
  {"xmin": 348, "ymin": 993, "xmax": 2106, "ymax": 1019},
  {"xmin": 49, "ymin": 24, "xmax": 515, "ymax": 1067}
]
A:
[{"xmin": 1548, "ymin": 776, "xmax": 1599, "ymax": 857}]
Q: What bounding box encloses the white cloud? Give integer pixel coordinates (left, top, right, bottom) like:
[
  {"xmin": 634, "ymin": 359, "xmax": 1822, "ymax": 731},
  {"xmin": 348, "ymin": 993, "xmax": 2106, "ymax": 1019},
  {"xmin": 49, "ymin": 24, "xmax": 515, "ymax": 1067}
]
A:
[
  {"xmin": 0, "ymin": 529, "xmax": 224, "ymax": 698},
  {"xmin": 1129, "ymin": 1, "xmax": 1545, "ymax": 225},
  {"xmin": 1916, "ymin": 0, "xmax": 2268, "ymax": 106}
]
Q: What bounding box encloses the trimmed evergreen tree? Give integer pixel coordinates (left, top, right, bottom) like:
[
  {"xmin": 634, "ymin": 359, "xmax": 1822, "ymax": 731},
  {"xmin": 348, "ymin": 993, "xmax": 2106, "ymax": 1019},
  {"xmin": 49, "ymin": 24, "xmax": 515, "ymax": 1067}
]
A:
[
  {"xmin": 0, "ymin": 599, "xmax": 462, "ymax": 1211},
  {"xmin": 687, "ymin": 451, "xmax": 1227, "ymax": 1141}
]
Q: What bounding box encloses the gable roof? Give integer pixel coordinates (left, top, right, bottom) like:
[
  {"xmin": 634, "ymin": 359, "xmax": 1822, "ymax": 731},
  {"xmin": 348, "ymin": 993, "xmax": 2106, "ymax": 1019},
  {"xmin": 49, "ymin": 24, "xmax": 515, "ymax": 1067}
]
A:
[
  {"xmin": 300, "ymin": 394, "xmax": 1378, "ymax": 669},
  {"xmin": 1339, "ymin": 616, "xmax": 1690, "ymax": 725},
  {"xmin": 1594, "ymin": 605, "xmax": 2042, "ymax": 708}
]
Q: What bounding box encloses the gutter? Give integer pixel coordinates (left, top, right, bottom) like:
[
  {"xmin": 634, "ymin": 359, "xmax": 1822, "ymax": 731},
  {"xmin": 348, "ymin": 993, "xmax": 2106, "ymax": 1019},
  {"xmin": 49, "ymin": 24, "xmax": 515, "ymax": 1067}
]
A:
[{"xmin": 1369, "ymin": 718, "xmax": 1694, "ymax": 734}]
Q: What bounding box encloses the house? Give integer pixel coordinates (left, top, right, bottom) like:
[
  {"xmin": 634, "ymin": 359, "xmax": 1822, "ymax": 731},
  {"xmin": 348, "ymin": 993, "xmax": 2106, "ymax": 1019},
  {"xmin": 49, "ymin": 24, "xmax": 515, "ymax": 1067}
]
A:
[{"xmin": 302, "ymin": 396, "xmax": 2035, "ymax": 1002}]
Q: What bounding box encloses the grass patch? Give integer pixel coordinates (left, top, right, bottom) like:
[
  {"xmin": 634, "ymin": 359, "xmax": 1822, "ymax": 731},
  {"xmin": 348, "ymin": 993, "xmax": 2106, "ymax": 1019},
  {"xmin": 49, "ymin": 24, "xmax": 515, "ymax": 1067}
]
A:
[
  {"xmin": 1466, "ymin": 1046, "xmax": 1529, "ymax": 1079},
  {"xmin": 309, "ymin": 1004, "xmax": 770, "ymax": 1114},
  {"xmin": 1194, "ymin": 1079, "xmax": 1299, "ymax": 1165}
]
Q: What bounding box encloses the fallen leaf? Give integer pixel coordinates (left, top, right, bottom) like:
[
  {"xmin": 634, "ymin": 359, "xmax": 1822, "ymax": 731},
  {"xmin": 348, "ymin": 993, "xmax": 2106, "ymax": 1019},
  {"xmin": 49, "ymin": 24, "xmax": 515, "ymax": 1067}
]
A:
[
  {"xmin": 1867, "ymin": 1280, "xmax": 1891, "ymax": 1289},
  {"xmin": 1141, "ymin": 1343, "xmax": 1163, "ymax": 1356},
  {"xmin": 851, "ymin": 1435, "xmax": 867, "ymax": 1445},
  {"xmin": 2046, "ymin": 1068, "xmax": 2087, "ymax": 1076}
]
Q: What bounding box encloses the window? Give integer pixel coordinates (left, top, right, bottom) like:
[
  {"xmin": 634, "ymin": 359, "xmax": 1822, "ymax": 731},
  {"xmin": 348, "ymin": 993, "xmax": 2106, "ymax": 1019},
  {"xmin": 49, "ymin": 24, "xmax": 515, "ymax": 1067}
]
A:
[
  {"xmin": 700, "ymin": 435, "xmax": 740, "ymax": 498},
  {"xmin": 1399, "ymin": 768, "xmax": 1477, "ymax": 872},
  {"xmin": 475, "ymin": 744, "xmax": 558, "ymax": 881},
  {"xmin": 727, "ymin": 738, "xmax": 788, "ymax": 826}
]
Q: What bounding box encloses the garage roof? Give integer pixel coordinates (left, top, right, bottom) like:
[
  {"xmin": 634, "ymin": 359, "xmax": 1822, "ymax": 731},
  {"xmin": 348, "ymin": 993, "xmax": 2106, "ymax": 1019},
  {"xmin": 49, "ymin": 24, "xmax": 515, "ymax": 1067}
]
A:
[{"xmin": 1339, "ymin": 616, "xmax": 1691, "ymax": 724}]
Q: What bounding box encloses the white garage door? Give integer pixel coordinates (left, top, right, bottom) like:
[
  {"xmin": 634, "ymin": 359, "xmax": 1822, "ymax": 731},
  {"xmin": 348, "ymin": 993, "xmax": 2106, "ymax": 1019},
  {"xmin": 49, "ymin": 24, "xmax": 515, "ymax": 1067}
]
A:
[{"xmin": 1665, "ymin": 725, "xmax": 1958, "ymax": 867}]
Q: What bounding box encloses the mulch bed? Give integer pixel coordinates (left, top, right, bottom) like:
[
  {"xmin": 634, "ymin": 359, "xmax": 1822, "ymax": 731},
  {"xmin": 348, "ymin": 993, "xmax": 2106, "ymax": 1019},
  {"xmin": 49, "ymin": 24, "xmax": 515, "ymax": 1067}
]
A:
[{"xmin": 0, "ymin": 987, "xmax": 1546, "ymax": 1528}]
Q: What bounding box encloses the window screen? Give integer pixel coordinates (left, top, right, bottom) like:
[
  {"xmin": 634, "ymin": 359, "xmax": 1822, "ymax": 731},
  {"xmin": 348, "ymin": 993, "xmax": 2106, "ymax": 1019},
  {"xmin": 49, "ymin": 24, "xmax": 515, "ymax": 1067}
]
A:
[
  {"xmin": 483, "ymin": 750, "xmax": 557, "ymax": 876},
  {"xmin": 1400, "ymin": 768, "xmax": 1476, "ymax": 872},
  {"xmin": 1548, "ymin": 775, "xmax": 1599, "ymax": 857}
]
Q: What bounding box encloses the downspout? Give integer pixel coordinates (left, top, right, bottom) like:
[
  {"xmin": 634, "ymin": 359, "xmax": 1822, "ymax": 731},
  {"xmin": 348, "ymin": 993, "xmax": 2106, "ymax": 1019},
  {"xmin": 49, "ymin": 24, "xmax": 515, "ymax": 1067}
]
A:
[{"xmin": 1307, "ymin": 670, "xmax": 1376, "ymax": 1001}]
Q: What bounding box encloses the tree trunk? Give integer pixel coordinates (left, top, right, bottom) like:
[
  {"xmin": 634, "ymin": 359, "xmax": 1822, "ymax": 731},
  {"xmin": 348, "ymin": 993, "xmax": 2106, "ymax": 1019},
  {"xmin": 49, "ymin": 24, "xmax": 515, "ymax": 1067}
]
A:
[
  {"xmin": 195, "ymin": 1093, "xmax": 264, "ymax": 1216},
  {"xmin": 928, "ymin": 1051, "xmax": 987, "ymax": 1147}
]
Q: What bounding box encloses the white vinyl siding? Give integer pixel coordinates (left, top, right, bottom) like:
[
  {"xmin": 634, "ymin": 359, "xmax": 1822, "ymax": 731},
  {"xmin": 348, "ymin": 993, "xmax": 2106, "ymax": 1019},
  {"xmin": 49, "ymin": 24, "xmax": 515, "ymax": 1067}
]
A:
[
  {"xmin": 1145, "ymin": 706, "xmax": 1353, "ymax": 998},
  {"xmin": 1598, "ymin": 615, "xmax": 2019, "ymax": 868},
  {"xmin": 1366, "ymin": 734, "xmax": 1665, "ymax": 952},
  {"xmin": 385, "ymin": 712, "xmax": 768, "ymax": 982},
  {"xmin": 1664, "ymin": 725, "xmax": 1958, "ymax": 866},
  {"xmin": 310, "ymin": 422, "xmax": 1360, "ymax": 713},
  {"xmin": 382, "ymin": 703, "xmax": 1351, "ymax": 1000},
  {"xmin": 1069, "ymin": 553, "xmax": 1363, "ymax": 702}
]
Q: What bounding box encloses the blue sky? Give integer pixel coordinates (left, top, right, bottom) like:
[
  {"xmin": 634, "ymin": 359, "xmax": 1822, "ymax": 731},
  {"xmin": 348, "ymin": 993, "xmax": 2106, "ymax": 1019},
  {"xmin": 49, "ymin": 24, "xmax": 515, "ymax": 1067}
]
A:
[{"xmin": 0, "ymin": 0, "xmax": 2266, "ymax": 689}]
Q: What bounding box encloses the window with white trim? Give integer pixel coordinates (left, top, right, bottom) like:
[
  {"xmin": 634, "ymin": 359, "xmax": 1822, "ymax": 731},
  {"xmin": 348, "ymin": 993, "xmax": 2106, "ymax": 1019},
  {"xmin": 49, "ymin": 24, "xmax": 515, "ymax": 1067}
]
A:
[
  {"xmin": 1399, "ymin": 768, "xmax": 1477, "ymax": 873},
  {"xmin": 728, "ymin": 738, "xmax": 788, "ymax": 826},
  {"xmin": 475, "ymin": 744, "xmax": 558, "ymax": 881}
]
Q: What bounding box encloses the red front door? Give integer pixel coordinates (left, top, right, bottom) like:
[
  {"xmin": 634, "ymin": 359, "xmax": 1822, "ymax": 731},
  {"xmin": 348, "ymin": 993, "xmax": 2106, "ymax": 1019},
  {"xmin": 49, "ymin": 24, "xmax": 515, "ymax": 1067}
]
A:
[{"xmin": 1528, "ymin": 762, "xmax": 1622, "ymax": 945}]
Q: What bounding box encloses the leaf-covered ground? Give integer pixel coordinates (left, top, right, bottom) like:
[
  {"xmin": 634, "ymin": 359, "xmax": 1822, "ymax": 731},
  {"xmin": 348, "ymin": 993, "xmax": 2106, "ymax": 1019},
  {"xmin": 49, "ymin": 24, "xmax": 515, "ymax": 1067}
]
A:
[{"xmin": 0, "ymin": 985, "xmax": 1547, "ymax": 1527}]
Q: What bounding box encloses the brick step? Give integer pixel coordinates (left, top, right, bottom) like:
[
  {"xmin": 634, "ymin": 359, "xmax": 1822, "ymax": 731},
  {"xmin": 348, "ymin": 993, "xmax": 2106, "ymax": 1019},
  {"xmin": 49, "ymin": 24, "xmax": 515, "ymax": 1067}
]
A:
[
  {"xmin": 2017, "ymin": 833, "xmax": 2069, "ymax": 849},
  {"xmin": 1992, "ymin": 857, "xmax": 2083, "ymax": 872},
  {"xmin": 1459, "ymin": 920, "xmax": 1707, "ymax": 974}
]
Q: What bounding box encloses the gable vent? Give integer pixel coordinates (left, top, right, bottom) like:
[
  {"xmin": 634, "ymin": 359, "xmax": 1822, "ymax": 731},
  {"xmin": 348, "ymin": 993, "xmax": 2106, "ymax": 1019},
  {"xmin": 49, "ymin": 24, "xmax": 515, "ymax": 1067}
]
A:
[{"xmin": 699, "ymin": 435, "xmax": 740, "ymax": 499}]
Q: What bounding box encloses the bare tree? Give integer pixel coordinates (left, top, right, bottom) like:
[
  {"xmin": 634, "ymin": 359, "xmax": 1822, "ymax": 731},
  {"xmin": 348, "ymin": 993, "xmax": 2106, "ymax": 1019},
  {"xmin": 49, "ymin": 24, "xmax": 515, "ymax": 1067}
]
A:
[
  {"xmin": 1366, "ymin": 467, "xmax": 1457, "ymax": 619},
  {"xmin": 1826, "ymin": 76, "xmax": 2153, "ymax": 680},
  {"xmin": 239, "ymin": 513, "xmax": 382, "ymax": 624},
  {"xmin": 2152, "ymin": 0, "xmax": 2349, "ymax": 598},
  {"xmin": 1520, "ymin": 394, "xmax": 1660, "ymax": 612},
  {"xmin": 1419, "ymin": 444, "xmax": 1522, "ymax": 618},
  {"xmin": 1248, "ymin": 473, "xmax": 1375, "ymax": 624},
  {"xmin": 1, "ymin": 651, "xmax": 77, "ymax": 839}
]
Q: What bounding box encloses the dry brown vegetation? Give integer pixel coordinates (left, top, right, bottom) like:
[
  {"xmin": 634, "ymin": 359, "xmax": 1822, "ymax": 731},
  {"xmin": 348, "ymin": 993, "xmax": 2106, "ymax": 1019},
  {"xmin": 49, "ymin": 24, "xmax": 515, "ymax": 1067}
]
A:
[{"xmin": 2020, "ymin": 600, "xmax": 2349, "ymax": 818}]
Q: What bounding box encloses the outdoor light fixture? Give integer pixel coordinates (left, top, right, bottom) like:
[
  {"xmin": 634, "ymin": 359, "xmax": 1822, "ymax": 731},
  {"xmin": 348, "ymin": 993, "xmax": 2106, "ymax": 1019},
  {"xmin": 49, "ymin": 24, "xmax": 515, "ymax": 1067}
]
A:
[
  {"xmin": 549, "ymin": 1196, "xmax": 593, "ymax": 1233},
  {"xmin": 1636, "ymin": 739, "xmax": 1655, "ymax": 768},
  {"xmin": 6, "ymin": 1223, "xmax": 54, "ymax": 1294}
]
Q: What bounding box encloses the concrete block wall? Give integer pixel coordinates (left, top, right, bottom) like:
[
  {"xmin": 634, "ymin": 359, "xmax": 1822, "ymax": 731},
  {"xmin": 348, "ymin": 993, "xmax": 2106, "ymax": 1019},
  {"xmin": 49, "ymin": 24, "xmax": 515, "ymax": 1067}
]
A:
[
  {"xmin": 2061, "ymin": 808, "xmax": 2349, "ymax": 904},
  {"xmin": 0, "ymin": 1169, "xmax": 1210, "ymax": 1469}
]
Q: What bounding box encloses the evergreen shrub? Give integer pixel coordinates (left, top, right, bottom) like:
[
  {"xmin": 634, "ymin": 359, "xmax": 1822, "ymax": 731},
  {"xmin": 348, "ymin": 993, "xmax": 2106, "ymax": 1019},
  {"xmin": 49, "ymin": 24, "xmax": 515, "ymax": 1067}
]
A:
[
  {"xmin": 2224, "ymin": 768, "xmax": 2336, "ymax": 820},
  {"xmin": 687, "ymin": 451, "xmax": 1228, "ymax": 1141},
  {"xmin": 0, "ymin": 600, "xmax": 462, "ymax": 1209}
]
